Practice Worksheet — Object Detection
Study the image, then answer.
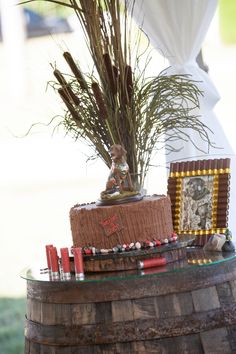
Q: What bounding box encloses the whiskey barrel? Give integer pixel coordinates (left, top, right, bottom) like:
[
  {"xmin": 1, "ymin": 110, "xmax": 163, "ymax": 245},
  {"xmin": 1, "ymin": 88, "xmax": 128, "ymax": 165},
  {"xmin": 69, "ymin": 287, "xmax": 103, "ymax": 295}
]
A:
[{"xmin": 24, "ymin": 252, "xmax": 236, "ymax": 353}]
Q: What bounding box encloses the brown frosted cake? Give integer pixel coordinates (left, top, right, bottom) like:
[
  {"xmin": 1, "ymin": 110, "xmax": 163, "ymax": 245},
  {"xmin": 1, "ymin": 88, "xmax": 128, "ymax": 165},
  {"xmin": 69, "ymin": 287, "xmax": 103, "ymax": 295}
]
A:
[{"xmin": 70, "ymin": 195, "xmax": 173, "ymax": 249}]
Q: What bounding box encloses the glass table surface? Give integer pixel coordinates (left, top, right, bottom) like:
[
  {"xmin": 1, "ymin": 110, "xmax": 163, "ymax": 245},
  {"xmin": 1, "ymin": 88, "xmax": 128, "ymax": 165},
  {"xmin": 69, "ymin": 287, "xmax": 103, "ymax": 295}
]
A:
[{"xmin": 20, "ymin": 248, "xmax": 236, "ymax": 283}]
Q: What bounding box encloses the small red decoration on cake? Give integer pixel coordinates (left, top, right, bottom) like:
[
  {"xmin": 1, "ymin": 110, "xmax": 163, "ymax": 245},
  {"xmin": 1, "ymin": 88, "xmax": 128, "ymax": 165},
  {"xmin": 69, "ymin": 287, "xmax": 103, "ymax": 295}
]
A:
[
  {"xmin": 100, "ymin": 214, "xmax": 123, "ymax": 236},
  {"xmin": 172, "ymin": 232, "xmax": 178, "ymax": 241},
  {"xmin": 84, "ymin": 248, "xmax": 92, "ymax": 255}
]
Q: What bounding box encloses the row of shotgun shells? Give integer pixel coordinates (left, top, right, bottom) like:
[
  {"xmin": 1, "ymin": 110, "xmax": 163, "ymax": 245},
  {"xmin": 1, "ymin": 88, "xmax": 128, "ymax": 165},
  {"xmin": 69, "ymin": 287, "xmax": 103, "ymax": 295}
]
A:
[
  {"xmin": 188, "ymin": 258, "xmax": 213, "ymax": 265},
  {"xmin": 44, "ymin": 233, "xmax": 178, "ymax": 280},
  {"xmin": 75, "ymin": 232, "xmax": 178, "ymax": 256},
  {"xmin": 45, "ymin": 245, "xmax": 84, "ymax": 281}
]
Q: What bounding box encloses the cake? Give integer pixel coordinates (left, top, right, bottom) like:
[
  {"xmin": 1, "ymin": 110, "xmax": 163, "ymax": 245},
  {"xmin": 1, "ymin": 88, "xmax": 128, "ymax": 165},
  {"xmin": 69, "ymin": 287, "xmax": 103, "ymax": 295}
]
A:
[{"xmin": 70, "ymin": 194, "xmax": 173, "ymax": 250}]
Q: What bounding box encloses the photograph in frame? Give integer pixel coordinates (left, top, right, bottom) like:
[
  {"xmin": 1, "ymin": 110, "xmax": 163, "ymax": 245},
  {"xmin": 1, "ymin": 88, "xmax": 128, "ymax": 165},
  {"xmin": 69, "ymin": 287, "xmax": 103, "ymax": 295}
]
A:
[
  {"xmin": 180, "ymin": 175, "xmax": 214, "ymax": 231},
  {"xmin": 167, "ymin": 158, "xmax": 231, "ymax": 245}
]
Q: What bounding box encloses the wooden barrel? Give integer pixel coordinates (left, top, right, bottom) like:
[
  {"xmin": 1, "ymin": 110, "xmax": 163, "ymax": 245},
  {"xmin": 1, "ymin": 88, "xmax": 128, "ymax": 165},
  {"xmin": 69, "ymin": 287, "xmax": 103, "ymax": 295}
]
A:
[{"xmin": 24, "ymin": 254, "xmax": 236, "ymax": 353}]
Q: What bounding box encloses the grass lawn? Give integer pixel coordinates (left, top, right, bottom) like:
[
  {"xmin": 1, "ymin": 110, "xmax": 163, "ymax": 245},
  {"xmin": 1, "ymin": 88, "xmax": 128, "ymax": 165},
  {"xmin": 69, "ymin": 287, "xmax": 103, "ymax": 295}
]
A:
[{"xmin": 0, "ymin": 298, "xmax": 26, "ymax": 354}]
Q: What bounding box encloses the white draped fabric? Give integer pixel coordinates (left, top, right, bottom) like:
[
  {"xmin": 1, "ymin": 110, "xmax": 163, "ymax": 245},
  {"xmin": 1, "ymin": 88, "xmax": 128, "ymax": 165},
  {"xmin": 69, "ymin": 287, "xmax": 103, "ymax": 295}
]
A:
[{"xmin": 132, "ymin": 0, "xmax": 236, "ymax": 240}]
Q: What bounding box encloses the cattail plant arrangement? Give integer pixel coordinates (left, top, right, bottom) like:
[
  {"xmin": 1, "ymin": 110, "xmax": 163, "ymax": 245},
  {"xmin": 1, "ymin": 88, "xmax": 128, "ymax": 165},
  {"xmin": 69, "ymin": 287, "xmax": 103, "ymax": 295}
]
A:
[{"xmin": 21, "ymin": 0, "xmax": 214, "ymax": 190}]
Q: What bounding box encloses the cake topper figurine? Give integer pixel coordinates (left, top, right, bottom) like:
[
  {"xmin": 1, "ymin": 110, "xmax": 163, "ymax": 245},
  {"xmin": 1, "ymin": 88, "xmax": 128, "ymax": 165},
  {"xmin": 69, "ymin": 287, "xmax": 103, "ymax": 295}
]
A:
[
  {"xmin": 98, "ymin": 144, "xmax": 142, "ymax": 205},
  {"xmin": 104, "ymin": 144, "xmax": 133, "ymax": 196}
]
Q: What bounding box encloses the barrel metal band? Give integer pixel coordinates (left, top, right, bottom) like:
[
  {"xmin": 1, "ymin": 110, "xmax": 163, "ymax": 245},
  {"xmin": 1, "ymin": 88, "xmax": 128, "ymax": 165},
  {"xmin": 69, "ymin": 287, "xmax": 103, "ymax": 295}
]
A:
[{"xmin": 24, "ymin": 303, "xmax": 236, "ymax": 346}]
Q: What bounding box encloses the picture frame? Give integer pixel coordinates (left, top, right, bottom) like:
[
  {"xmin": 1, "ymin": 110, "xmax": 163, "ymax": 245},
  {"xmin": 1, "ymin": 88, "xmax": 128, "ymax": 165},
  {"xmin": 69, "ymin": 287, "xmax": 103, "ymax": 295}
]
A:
[{"xmin": 167, "ymin": 158, "xmax": 231, "ymax": 246}]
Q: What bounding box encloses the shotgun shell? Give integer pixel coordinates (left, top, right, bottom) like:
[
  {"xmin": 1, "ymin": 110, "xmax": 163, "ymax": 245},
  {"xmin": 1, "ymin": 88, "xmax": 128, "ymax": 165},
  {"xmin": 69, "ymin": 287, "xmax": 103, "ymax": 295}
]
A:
[
  {"xmin": 45, "ymin": 244, "xmax": 53, "ymax": 271},
  {"xmin": 138, "ymin": 257, "xmax": 167, "ymax": 269},
  {"xmin": 74, "ymin": 247, "xmax": 84, "ymax": 279},
  {"xmin": 75, "ymin": 272, "xmax": 85, "ymax": 280}
]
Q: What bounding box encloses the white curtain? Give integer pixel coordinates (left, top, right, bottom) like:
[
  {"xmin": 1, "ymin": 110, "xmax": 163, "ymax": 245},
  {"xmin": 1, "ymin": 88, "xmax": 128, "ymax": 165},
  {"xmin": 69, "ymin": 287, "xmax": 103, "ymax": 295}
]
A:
[{"xmin": 132, "ymin": 0, "xmax": 236, "ymax": 240}]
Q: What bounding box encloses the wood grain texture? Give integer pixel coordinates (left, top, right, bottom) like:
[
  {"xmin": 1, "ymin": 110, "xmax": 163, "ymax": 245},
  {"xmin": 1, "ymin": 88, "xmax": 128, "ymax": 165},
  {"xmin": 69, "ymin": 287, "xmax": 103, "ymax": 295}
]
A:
[
  {"xmin": 25, "ymin": 303, "xmax": 236, "ymax": 346},
  {"xmin": 25, "ymin": 256, "xmax": 236, "ymax": 353}
]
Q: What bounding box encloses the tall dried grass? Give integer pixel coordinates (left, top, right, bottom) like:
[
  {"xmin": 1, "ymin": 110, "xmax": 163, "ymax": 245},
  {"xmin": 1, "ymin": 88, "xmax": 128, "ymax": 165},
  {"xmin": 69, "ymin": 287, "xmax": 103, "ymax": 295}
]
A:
[{"xmin": 21, "ymin": 0, "xmax": 213, "ymax": 188}]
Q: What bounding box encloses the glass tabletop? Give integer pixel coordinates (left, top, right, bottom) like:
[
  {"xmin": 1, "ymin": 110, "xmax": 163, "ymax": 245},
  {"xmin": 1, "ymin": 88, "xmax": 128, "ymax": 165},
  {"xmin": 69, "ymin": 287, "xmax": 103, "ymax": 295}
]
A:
[{"xmin": 20, "ymin": 248, "xmax": 236, "ymax": 283}]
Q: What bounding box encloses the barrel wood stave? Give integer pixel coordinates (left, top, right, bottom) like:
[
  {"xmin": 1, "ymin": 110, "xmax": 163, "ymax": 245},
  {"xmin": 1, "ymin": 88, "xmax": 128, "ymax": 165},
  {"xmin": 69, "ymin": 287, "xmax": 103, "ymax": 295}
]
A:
[
  {"xmin": 25, "ymin": 257, "xmax": 236, "ymax": 353},
  {"xmin": 27, "ymin": 259, "xmax": 236, "ymax": 304},
  {"xmin": 25, "ymin": 301, "xmax": 236, "ymax": 347}
]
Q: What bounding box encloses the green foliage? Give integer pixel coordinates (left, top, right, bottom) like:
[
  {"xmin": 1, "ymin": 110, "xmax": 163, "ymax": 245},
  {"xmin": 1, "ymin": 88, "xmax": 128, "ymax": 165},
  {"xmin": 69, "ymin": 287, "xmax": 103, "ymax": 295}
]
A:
[
  {"xmin": 0, "ymin": 298, "xmax": 26, "ymax": 354},
  {"xmin": 22, "ymin": 0, "xmax": 71, "ymax": 18},
  {"xmin": 219, "ymin": 0, "xmax": 236, "ymax": 44}
]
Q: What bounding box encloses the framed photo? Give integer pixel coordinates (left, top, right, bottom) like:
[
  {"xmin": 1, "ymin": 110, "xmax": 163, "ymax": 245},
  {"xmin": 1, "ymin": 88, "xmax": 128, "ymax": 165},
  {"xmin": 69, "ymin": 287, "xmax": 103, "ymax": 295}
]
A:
[{"xmin": 167, "ymin": 158, "xmax": 231, "ymax": 246}]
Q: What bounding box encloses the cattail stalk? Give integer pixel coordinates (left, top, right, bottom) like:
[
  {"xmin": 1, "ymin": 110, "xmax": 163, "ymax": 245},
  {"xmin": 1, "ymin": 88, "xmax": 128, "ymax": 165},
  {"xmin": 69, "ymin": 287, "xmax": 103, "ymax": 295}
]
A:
[
  {"xmin": 91, "ymin": 82, "xmax": 116, "ymax": 144},
  {"xmin": 103, "ymin": 53, "xmax": 117, "ymax": 94},
  {"xmin": 125, "ymin": 65, "xmax": 133, "ymax": 102},
  {"xmin": 58, "ymin": 88, "xmax": 81, "ymax": 123},
  {"xmin": 91, "ymin": 82, "xmax": 108, "ymax": 120},
  {"xmin": 54, "ymin": 69, "xmax": 80, "ymax": 106},
  {"xmin": 63, "ymin": 52, "xmax": 87, "ymax": 90}
]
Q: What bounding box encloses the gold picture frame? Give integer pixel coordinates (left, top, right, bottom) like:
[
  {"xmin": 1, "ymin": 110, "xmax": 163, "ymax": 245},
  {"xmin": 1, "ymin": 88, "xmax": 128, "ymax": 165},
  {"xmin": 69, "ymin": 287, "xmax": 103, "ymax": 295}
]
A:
[{"xmin": 167, "ymin": 158, "xmax": 231, "ymax": 246}]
